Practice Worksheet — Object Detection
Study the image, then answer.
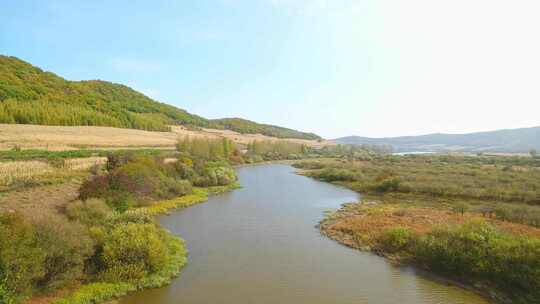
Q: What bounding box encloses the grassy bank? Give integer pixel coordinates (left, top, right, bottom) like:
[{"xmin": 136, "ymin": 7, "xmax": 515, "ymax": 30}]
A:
[
  {"xmin": 0, "ymin": 138, "xmax": 245, "ymax": 304},
  {"xmin": 295, "ymin": 155, "xmax": 540, "ymax": 225},
  {"xmin": 320, "ymin": 204, "xmax": 540, "ymax": 303},
  {"xmin": 295, "ymin": 155, "xmax": 540, "ymax": 303},
  {"xmin": 53, "ymin": 230, "xmax": 186, "ymax": 304},
  {"xmin": 50, "ymin": 182, "xmax": 240, "ymax": 304}
]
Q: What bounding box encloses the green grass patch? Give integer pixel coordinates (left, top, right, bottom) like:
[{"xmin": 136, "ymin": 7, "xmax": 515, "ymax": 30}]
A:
[
  {"xmin": 128, "ymin": 182, "xmax": 240, "ymax": 216},
  {"xmin": 0, "ymin": 148, "xmax": 166, "ymax": 162}
]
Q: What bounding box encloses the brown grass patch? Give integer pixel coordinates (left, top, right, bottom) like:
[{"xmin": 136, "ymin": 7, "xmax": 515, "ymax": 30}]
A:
[
  {"xmin": 323, "ymin": 204, "xmax": 540, "ymax": 248},
  {"xmin": 0, "ymin": 182, "xmax": 80, "ymax": 215}
]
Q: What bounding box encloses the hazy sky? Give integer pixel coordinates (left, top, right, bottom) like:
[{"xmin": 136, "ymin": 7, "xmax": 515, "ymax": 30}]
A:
[{"xmin": 1, "ymin": 0, "xmax": 539, "ymax": 138}]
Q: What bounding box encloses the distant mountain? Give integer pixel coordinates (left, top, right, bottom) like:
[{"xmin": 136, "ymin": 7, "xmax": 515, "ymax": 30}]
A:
[
  {"xmin": 334, "ymin": 126, "xmax": 540, "ymax": 153},
  {"xmin": 0, "ymin": 55, "xmax": 320, "ymax": 140}
]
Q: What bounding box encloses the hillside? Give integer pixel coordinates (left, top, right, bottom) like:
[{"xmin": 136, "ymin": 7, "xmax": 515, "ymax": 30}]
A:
[
  {"xmin": 334, "ymin": 126, "xmax": 540, "ymax": 153},
  {"xmin": 0, "ymin": 55, "xmax": 320, "ymax": 140},
  {"xmin": 210, "ymin": 118, "xmax": 320, "ymax": 140}
]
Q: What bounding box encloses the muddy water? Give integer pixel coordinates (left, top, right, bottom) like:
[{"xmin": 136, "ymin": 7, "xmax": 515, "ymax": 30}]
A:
[{"xmin": 120, "ymin": 164, "xmax": 489, "ymax": 304}]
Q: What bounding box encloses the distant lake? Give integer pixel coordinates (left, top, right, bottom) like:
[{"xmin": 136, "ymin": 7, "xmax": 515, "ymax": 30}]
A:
[
  {"xmin": 393, "ymin": 151, "xmax": 436, "ymax": 156},
  {"xmin": 120, "ymin": 164, "xmax": 489, "ymax": 304}
]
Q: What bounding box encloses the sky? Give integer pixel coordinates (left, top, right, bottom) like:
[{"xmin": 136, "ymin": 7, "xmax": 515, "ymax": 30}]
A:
[{"xmin": 1, "ymin": 0, "xmax": 539, "ymax": 139}]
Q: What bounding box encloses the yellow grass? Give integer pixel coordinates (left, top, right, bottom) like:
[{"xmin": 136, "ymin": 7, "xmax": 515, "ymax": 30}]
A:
[
  {"xmin": 0, "ymin": 160, "xmax": 55, "ymax": 186},
  {"xmin": 0, "ymin": 157, "xmax": 106, "ymax": 187},
  {"xmin": 0, "ymin": 124, "xmax": 333, "ymax": 151},
  {"xmin": 64, "ymin": 157, "xmax": 107, "ymax": 170}
]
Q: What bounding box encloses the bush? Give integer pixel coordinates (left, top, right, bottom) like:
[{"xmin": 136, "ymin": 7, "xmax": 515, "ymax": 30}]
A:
[
  {"xmin": 194, "ymin": 163, "xmax": 236, "ymax": 187},
  {"xmin": 99, "ymin": 223, "xmax": 169, "ymax": 282},
  {"xmin": 80, "ymin": 156, "xmax": 196, "ymax": 210},
  {"xmin": 31, "ymin": 212, "xmax": 94, "ymax": 291},
  {"xmin": 65, "ymin": 198, "xmax": 111, "ymax": 226},
  {"xmin": 292, "ymin": 161, "xmax": 325, "ymax": 170},
  {"xmin": 0, "ymin": 214, "xmax": 45, "ymax": 302},
  {"xmin": 378, "ymin": 227, "xmax": 413, "ymax": 253},
  {"xmin": 162, "ymin": 178, "xmax": 192, "ymax": 197},
  {"xmin": 317, "ymin": 168, "xmax": 359, "ymax": 182},
  {"xmin": 413, "ymin": 221, "xmax": 540, "ymax": 301},
  {"xmin": 106, "ymin": 151, "xmax": 136, "ymax": 171},
  {"xmin": 375, "ymin": 178, "xmax": 400, "ymax": 193},
  {"xmin": 172, "ymin": 162, "xmax": 197, "ymax": 181}
]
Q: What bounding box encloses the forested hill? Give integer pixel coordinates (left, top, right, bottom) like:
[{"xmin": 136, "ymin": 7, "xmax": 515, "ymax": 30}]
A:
[
  {"xmin": 210, "ymin": 118, "xmax": 320, "ymax": 140},
  {"xmin": 0, "ymin": 55, "xmax": 320, "ymax": 140},
  {"xmin": 334, "ymin": 126, "xmax": 540, "ymax": 153}
]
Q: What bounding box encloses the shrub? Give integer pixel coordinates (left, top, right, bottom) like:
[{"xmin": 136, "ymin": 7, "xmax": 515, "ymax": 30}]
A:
[
  {"xmin": 0, "ymin": 214, "xmax": 45, "ymax": 302},
  {"xmin": 65, "ymin": 198, "xmax": 111, "ymax": 226},
  {"xmin": 80, "ymin": 156, "xmax": 197, "ymax": 210},
  {"xmin": 494, "ymin": 204, "xmax": 511, "ymax": 221},
  {"xmin": 375, "ymin": 178, "xmax": 400, "ymax": 193},
  {"xmin": 106, "ymin": 211, "xmax": 155, "ymax": 226},
  {"xmin": 172, "ymin": 162, "xmax": 197, "ymax": 181},
  {"xmin": 162, "ymin": 178, "xmax": 192, "ymax": 197},
  {"xmin": 413, "ymin": 221, "xmax": 540, "ymax": 301},
  {"xmin": 317, "ymin": 168, "xmax": 359, "ymax": 182},
  {"xmin": 106, "ymin": 151, "xmax": 136, "ymax": 171},
  {"xmin": 194, "ymin": 163, "xmax": 236, "ymax": 187},
  {"xmin": 292, "ymin": 161, "xmax": 325, "ymax": 170},
  {"xmin": 99, "ymin": 223, "xmax": 169, "ymax": 282},
  {"xmin": 31, "ymin": 212, "xmax": 94, "ymax": 291},
  {"xmin": 378, "ymin": 227, "xmax": 413, "ymax": 254}
]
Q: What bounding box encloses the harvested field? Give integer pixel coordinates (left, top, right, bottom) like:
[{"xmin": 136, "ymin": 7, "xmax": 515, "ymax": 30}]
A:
[
  {"xmin": 0, "ymin": 160, "xmax": 54, "ymax": 186},
  {"xmin": 0, "ymin": 182, "xmax": 80, "ymax": 214},
  {"xmin": 0, "ymin": 124, "xmax": 333, "ymax": 151},
  {"xmin": 0, "ymin": 157, "xmax": 105, "ymax": 189}
]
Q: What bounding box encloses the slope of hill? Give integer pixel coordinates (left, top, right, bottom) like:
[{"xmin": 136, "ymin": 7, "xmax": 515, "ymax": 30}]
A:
[
  {"xmin": 335, "ymin": 126, "xmax": 540, "ymax": 153},
  {"xmin": 211, "ymin": 118, "xmax": 320, "ymax": 140},
  {"xmin": 0, "ymin": 55, "xmax": 320, "ymax": 140}
]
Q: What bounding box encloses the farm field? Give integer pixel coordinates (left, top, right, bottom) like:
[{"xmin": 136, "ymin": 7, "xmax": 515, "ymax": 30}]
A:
[{"xmin": 0, "ymin": 124, "xmax": 332, "ymax": 151}]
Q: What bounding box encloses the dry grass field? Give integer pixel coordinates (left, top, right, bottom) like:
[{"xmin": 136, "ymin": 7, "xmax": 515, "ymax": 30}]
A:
[
  {"xmin": 0, "ymin": 157, "xmax": 106, "ymax": 194},
  {"xmin": 0, "ymin": 182, "xmax": 81, "ymax": 214},
  {"xmin": 0, "ymin": 160, "xmax": 55, "ymax": 186},
  {"xmin": 0, "ymin": 124, "xmax": 333, "ymax": 151}
]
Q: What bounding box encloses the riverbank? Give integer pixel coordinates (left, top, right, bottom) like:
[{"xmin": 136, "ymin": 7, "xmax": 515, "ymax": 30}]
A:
[
  {"xmin": 320, "ymin": 203, "xmax": 540, "ymax": 303},
  {"xmin": 119, "ymin": 164, "xmax": 488, "ymax": 304},
  {"xmin": 293, "ymin": 156, "xmax": 540, "ymax": 303},
  {"xmin": 49, "ymin": 182, "xmax": 240, "ymax": 304}
]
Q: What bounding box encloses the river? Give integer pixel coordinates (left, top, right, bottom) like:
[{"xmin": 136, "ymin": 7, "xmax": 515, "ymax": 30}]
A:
[{"xmin": 119, "ymin": 164, "xmax": 489, "ymax": 304}]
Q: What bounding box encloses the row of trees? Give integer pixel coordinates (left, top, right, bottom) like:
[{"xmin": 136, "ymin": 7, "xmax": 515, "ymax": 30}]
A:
[
  {"xmin": 176, "ymin": 137, "xmax": 239, "ymax": 161},
  {"xmin": 246, "ymin": 140, "xmax": 308, "ymax": 158}
]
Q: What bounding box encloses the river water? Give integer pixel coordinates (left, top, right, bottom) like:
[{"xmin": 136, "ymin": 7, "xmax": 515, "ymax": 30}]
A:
[{"xmin": 119, "ymin": 164, "xmax": 489, "ymax": 304}]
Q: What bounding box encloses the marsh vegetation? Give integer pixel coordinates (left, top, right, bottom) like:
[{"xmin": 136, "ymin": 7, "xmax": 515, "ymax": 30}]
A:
[{"xmin": 295, "ymin": 154, "xmax": 540, "ymax": 303}]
